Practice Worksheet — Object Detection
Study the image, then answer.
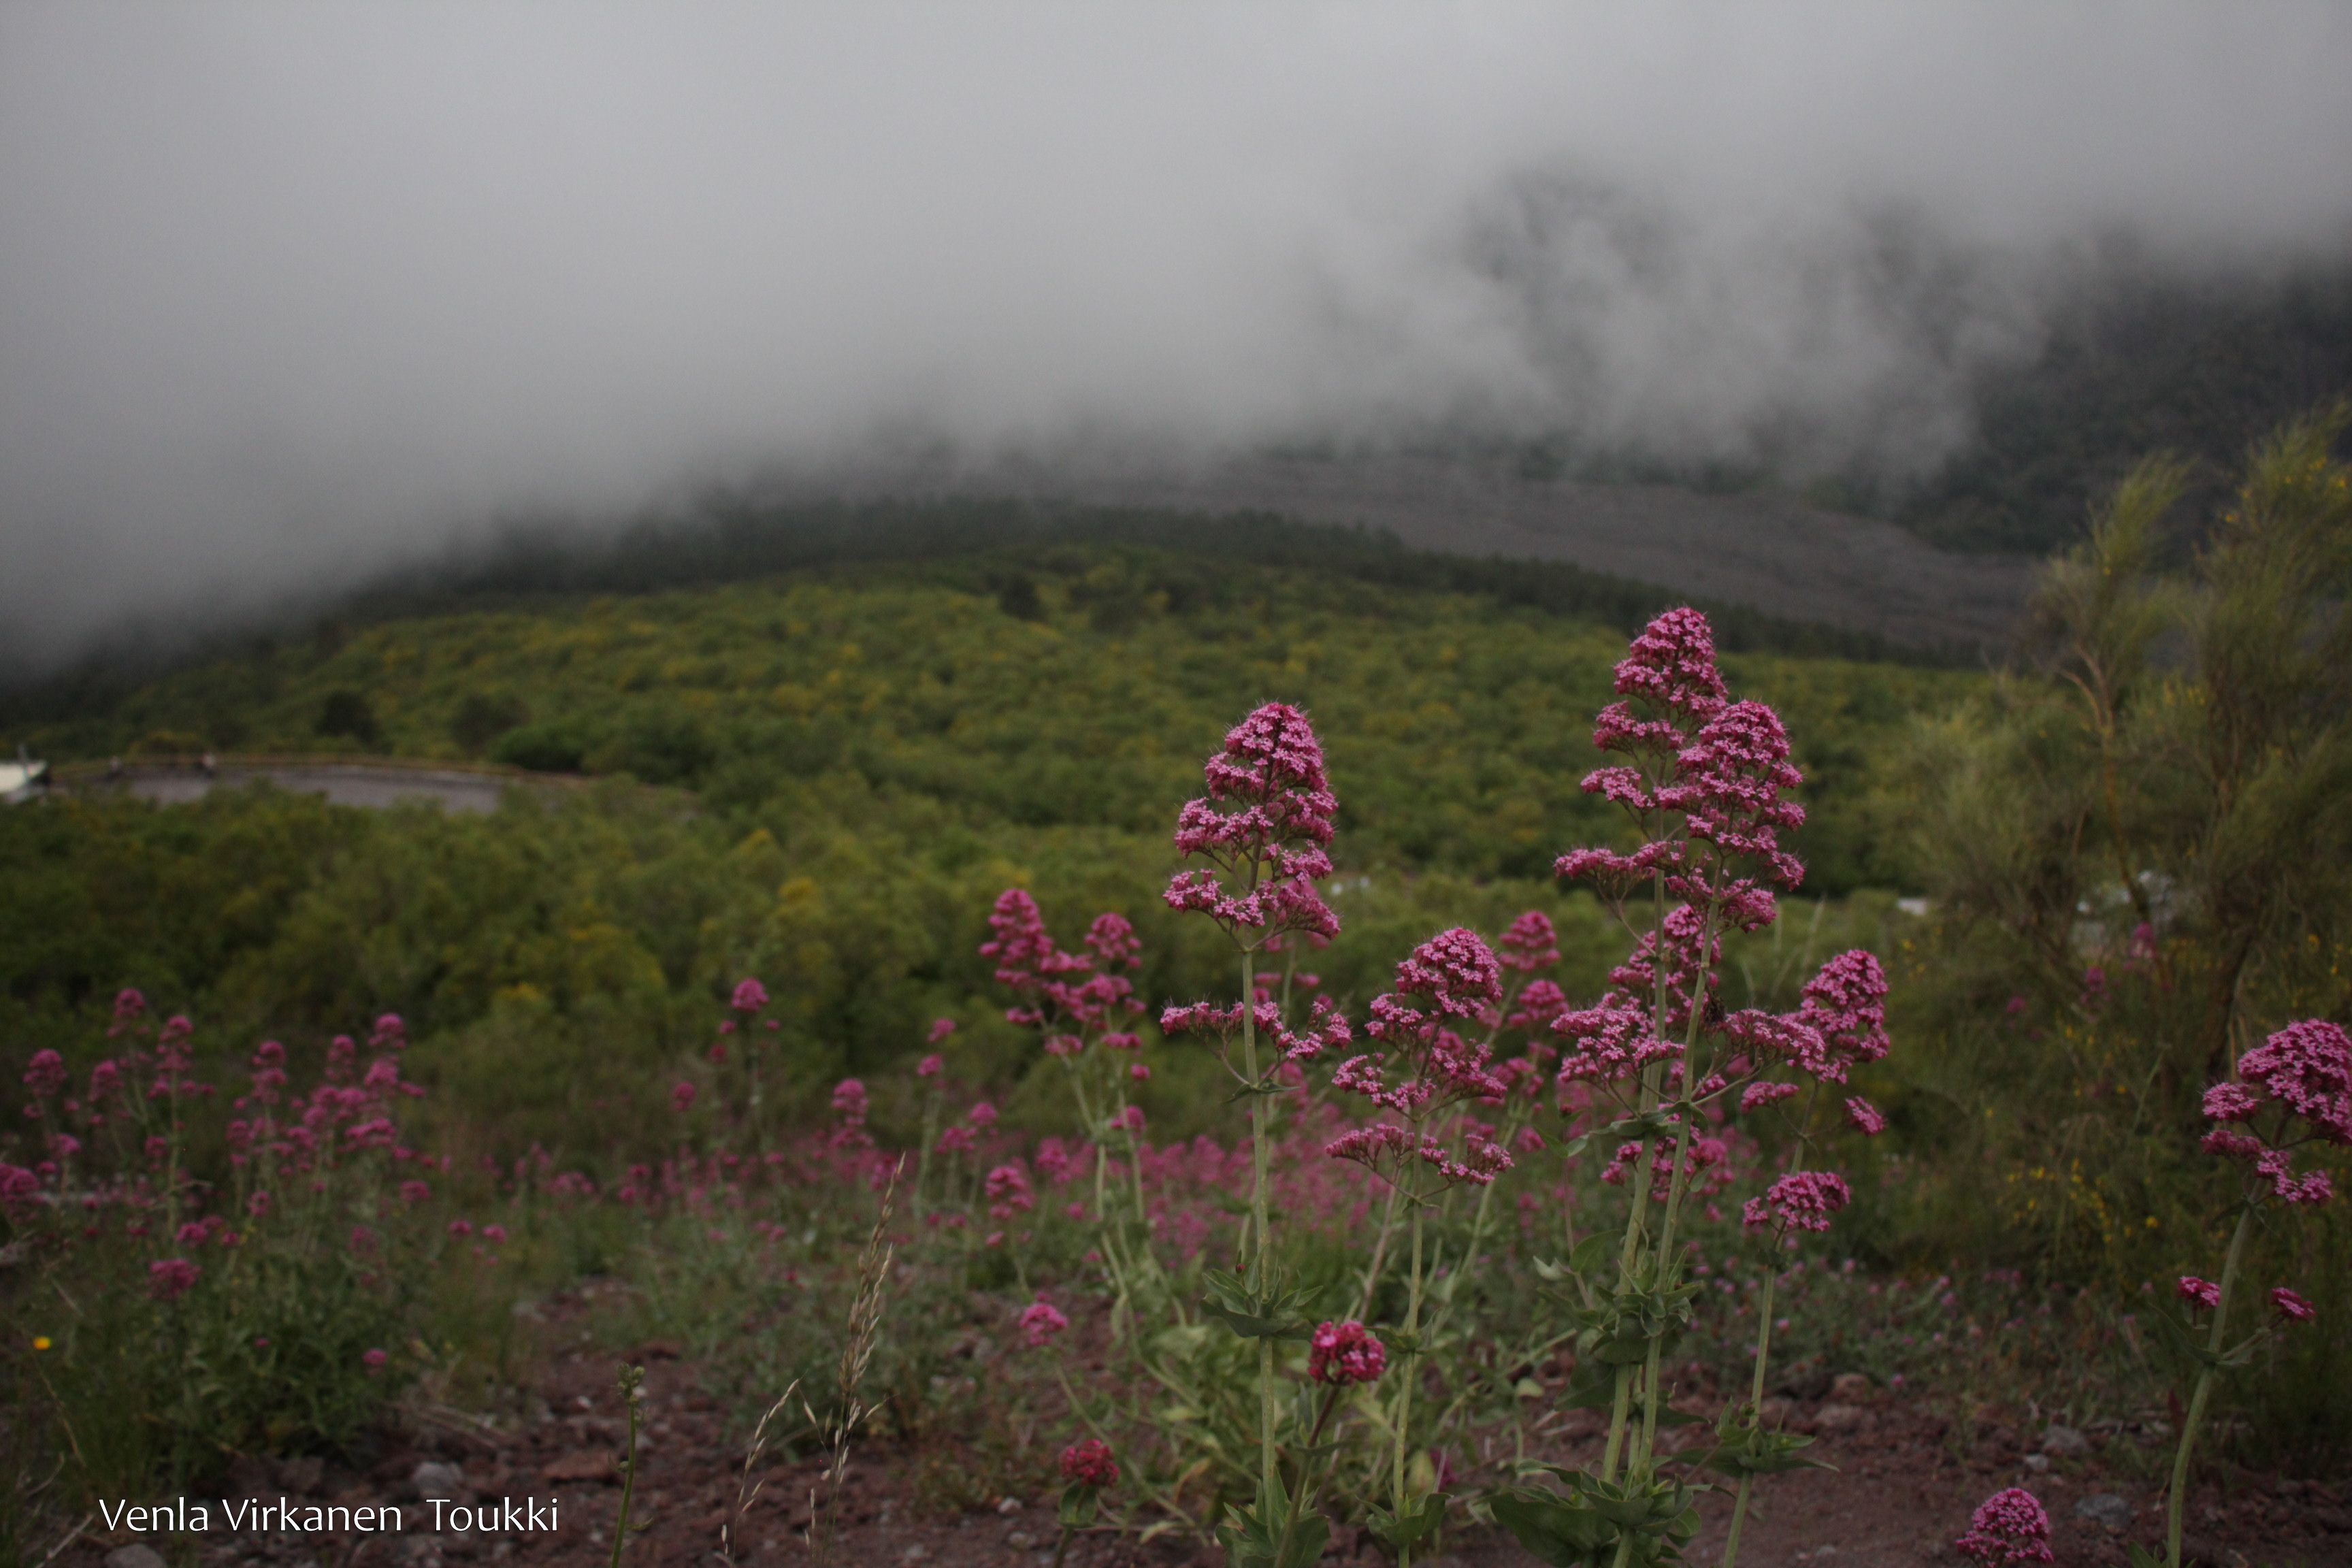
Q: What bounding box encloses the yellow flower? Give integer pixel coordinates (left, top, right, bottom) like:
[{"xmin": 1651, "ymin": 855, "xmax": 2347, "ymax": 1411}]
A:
[{"xmin": 32, "ymin": 1336, "xmax": 52, "ymax": 1351}]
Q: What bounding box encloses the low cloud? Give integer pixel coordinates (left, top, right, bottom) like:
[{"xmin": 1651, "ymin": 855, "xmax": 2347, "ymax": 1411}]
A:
[{"xmin": 3, "ymin": 3, "xmax": 2349, "ymax": 667}]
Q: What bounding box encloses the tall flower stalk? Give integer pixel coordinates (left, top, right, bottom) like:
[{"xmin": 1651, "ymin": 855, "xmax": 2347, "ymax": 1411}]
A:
[
  {"xmin": 1491, "ymin": 609, "xmax": 1886, "ymax": 1568},
  {"xmin": 1162, "ymin": 703, "xmax": 1341, "ymax": 1563},
  {"xmin": 983, "ymin": 892, "xmax": 1156, "ymax": 1326},
  {"xmin": 2148, "ymin": 1018, "xmax": 2345, "ymax": 1568},
  {"xmin": 1326, "ymin": 928, "xmax": 1514, "ymax": 1565}
]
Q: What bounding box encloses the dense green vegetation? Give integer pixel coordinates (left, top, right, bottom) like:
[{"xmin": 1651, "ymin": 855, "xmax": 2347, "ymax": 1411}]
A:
[{"xmin": 2, "ymin": 544, "xmax": 1964, "ymax": 1164}]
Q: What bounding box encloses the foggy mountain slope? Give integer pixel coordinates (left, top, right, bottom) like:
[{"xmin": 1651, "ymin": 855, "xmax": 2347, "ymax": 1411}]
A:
[
  {"xmin": 1006, "ymin": 454, "xmax": 2034, "ymax": 651},
  {"xmin": 4, "ymin": 5, "xmax": 2349, "ymax": 672}
]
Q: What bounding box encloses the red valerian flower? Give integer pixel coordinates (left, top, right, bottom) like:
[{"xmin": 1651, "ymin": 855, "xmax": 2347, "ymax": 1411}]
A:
[
  {"xmin": 730, "ymin": 977, "xmax": 769, "ymax": 1013},
  {"xmin": 1020, "ymin": 1297, "xmax": 1070, "ymax": 1348},
  {"xmin": 1164, "ymin": 704, "xmax": 1339, "ymax": 946},
  {"xmin": 2176, "ymin": 1275, "xmax": 2221, "ymax": 1310},
  {"xmin": 22, "ymin": 1049, "xmax": 66, "ymax": 1097},
  {"xmin": 1308, "ymin": 1320, "xmax": 1388, "ymax": 1384},
  {"xmin": 1955, "ymin": 1488, "xmax": 2054, "ymax": 1566},
  {"xmin": 1499, "ymin": 910, "xmax": 1561, "ymax": 973},
  {"xmin": 1060, "ymin": 1438, "xmax": 1119, "ymax": 1489},
  {"xmin": 985, "ymin": 1162, "xmax": 1035, "ymax": 1218},
  {"xmin": 1791, "ymin": 950, "xmax": 1891, "ymax": 1081},
  {"xmin": 1845, "ymin": 1096, "xmax": 1888, "ymax": 1136},
  {"xmin": 148, "ymin": 1257, "xmax": 201, "ymax": 1301},
  {"xmin": 1741, "ymin": 1171, "xmax": 1851, "ymax": 1234},
  {"xmin": 2198, "ymin": 1019, "xmax": 2351, "ymax": 1205},
  {"xmin": 2237, "ymin": 1019, "xmax": 2352, "ymax": 1143},
  {"xmin": 2272, "ymin": 1285, "xmax": 2317, "ymax": 1324}
]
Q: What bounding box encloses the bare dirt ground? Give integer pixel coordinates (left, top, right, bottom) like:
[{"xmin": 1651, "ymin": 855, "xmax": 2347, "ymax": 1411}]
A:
[
  {"xmin": 56, "ymin": 1292, "xmax": 2351, "ymax": 1568},
  {"xmin": 1007, "ymin": 453, "xmax": 2038, "ymax": 654}
]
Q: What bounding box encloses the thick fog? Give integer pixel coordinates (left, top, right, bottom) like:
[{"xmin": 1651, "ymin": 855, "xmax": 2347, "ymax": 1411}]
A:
[{"xmin": 4, "ymin": 3, "xmax": 2351, "ymax": 669}]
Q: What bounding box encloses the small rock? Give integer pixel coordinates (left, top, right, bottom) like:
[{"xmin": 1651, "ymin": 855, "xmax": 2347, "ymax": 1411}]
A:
[
  {"xmin": 2310, "ymin": 1506, "xmax": 2352, "ymax": 1533},
  {"xmin": 2076, "ymin": 1493, "xmax": 2134, "ymax": 1531},
  {"xmin": 996, "ymin": 1496, "xmax": 1024, "ymax": 1515},
  {"xmin": 1759, "ymin": 1397, "xmax": 1796, "ymax": 1428},
  {"xmin": 1830, "ymin": 1373, "xmax": 1872, "ymax": 1402},
  {"xmin": 900, "ymin": 1548, "xmax": 930, "ymax": 1565},
  {"xmin": 1813, "ymin": 1403, "xmax": 1866, "ymax": 1435},
  {"xmin": 2040, "ymin": 1424, "xmax": 2091, "ymax": 1457},
  {"xmin": 412, "ymin": 1460, "xmax": 466, "ymax": 1501},
  {"xmin": 105, "ymin": 1549, "xmax": 167, "ymax": 1568},
  {"xmin": 2022, "ymin": 1454, "xmax": 2051, "ymax": 1474},
  {"xmin": 1005, "ymin": 1531, "xmax": 1034, "ymax": 1550}
]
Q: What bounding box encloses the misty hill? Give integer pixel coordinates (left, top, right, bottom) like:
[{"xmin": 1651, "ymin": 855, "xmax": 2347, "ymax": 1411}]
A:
[
  {"xmin": 997, "ymin": 455, "xmax": 2033, "ymax": 651},
  {"xmin": 10, "ymin": 539, "xmax": 1980, "ymax": 898},
  {"xmin": 1895, "ymin": 261, "xmax": 2352, "ymax": 551}
]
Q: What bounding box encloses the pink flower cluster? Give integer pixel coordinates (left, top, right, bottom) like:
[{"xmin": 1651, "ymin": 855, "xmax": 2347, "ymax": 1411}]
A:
[
  {"xmin": 2272, "ymin": 1286, "xmax": 2317, "ymax": 1324},
  {"xmin": 1020, "ymin": 1296, "xmax": 1070, "ymax": 1348},
  {"xmin": 1307, "ymin": 1319, "xmax": 1388, "ymax": 1384},
  {"xmin": 1557, "ymin": 609, "xmax": 1803, "ymax": 913},
  {"xmin": 1160, "ymin": 995, "xmax": 1353, "ymax": 1064},
  {"xmin": 1955, "ymin": 1488, "xmax": 2054, "ymax": 1566},
  {"xmin": 982, "ymin": 891, "xmax": 1146, "ymax": 1053},
  {"xmin": 1499, "ymin": 910, "xmax": 1561, "ymax": 973},
  {"xmin": 1059, "ymin": 1438, "xmax": 1119, "ymax": 1489},
  {"xmin": 1164, "ymin": 703, "xmax": 1339, "ymax": 945},
  {"xmin": 1742, "ymin": 1171, "xmax": 1852, "ymax": 1235},
  {"xmin": 2200, "ymin": 1019, "xmax": 2351, "ymax": 1205},
  {"xmin": 147, "ymin": 1256, "xmax": 201, "ymax": 1301},
  {"xmin": 986, "ymin": 1161, "xmax": 1035, "ymax": 1219}
]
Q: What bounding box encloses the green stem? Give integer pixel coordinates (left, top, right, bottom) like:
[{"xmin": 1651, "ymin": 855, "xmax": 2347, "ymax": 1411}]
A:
[
  {"xmin": 610, "ymin": 1365, "xmax": 644, "ymax": 1568},
  {"xmin": 1637, "ymin": 1113, "xmax": 1701, "ymax": 1467},
  {"xmin": 1719, "ymin": 1267, "xmax": 1779, "ymax": 1568},
  {"xmin": 1601, "ymin": 1059, "xmax": 1665, "ymax": 1484},
  {"xmin": 2166, "ymin": 1200, "xmax": 2256, "ymax": 1568},
  {"xmin": 1273, "ymin": 1384, "xmax": 1350, "ymax": 1568},
  {"xmin": 1242, "ymin": 948, "xmax": 1278, "ymax": 1509},
  {"xmin": 1395, "ymin": 1196, "xmax": 1428, "ymax": 1568},
  {"xmin": 912, "ymin": 1088, "xmax": 938, "ymax": 1221},
  {"xmin": 1356, "ymin": 1182, "xmax": 1404, "ymax": 1321}
]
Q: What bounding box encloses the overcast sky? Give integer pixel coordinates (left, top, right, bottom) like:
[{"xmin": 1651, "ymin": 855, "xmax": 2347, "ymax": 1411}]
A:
[{"xmin": 4, "ymin": 3, "xmax": 2351, "ymax": 669}]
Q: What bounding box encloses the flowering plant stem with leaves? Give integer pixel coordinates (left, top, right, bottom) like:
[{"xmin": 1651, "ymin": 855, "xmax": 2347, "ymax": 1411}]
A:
[
  {"xmin": 2141, "ymin": 1017, "xmax": 2345, "ymax": 1568},
  {"xmin": 1160, "ymin": 703, "xmax": 1343, "ymax": 1566},
  {"xmin": 1490, "ymin": 609, "xmax": 1888, "ymax": 1568}
]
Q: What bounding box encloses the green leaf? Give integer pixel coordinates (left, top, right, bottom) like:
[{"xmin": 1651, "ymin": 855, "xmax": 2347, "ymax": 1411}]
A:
[
  {"xmin": 1557, "ymin": 1365, "xmax": 1620, "ymax": 1411},
  {"xmin": 1569, "ymin": 1233, "xmax": 1617, "ymax": 1277},
  {"xmin": 1200, "ymin": 1297, "xmax": 1310, "ymax": 1340},
  {"xmin": 1366, "ymin": 1493, "xmax": 1447, "ymax": 1549},
  {"xmin": 1215, "ymin": 1476, "xmax": 1330, "ymax": 1568},
  {"xmin": 1488, "ymin": 1488, "xmax": 1616, "ymax": 1567},
  {"xmin": 1058, "ymin": 1482, "xmax": 1101, "ymax": 1530},
  {"xmin": 1699, "ymin": 1424, "xmax": 1836, "ymax": 1480}
]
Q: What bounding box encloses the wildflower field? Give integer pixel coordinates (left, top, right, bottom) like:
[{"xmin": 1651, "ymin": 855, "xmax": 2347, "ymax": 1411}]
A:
[{"xmin": 3, "ymin": 414, "xmax": 2350, "ymax": 1568}]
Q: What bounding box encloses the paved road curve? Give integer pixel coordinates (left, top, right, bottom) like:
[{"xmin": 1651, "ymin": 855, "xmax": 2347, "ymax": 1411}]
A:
[{"xmin": 53, "ymin": 757, "xmax": 569, "ymax": 813}]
